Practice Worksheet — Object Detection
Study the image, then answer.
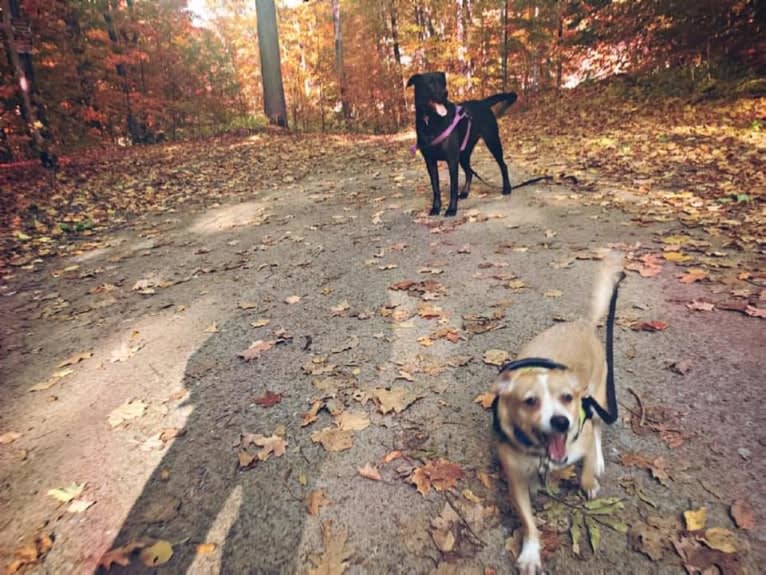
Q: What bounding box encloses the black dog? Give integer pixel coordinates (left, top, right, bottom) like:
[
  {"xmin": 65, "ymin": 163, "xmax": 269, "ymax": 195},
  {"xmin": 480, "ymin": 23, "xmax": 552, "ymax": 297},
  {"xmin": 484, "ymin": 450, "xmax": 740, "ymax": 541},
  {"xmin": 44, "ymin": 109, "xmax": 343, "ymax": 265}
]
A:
[{"xmin": 407, "ymin": 72, "xmax": 517, "ymax": 216}]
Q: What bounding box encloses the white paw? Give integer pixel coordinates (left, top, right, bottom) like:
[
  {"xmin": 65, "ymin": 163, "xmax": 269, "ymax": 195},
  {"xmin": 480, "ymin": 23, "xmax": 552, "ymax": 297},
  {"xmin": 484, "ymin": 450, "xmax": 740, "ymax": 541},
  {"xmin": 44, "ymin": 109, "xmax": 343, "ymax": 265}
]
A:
[
  {"xmin": 517, "ymin": 538, "xmax": 542, "ymax": 575},
  {"xmin": 586, "ymin": 480, "xmax": 600, "ymax": 500}
]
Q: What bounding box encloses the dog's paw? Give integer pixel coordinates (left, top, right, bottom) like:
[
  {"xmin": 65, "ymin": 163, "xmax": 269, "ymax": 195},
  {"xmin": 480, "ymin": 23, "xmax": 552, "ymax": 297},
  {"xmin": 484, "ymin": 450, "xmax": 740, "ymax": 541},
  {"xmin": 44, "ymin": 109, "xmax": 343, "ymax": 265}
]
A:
[
  {"xmin": 428, "ymin": 207, "xmax": 440, "ymax": 216},
  {"xmin": 444, "ymin": 207, "xmax": 457, "ymax": 217},
  {"xmin": 585, "ymin": 480, "xmax": 600, "ymax": 500},
  {"xmin": 517, "ymin": 539, "xmax": 542, "ymax": 575}
]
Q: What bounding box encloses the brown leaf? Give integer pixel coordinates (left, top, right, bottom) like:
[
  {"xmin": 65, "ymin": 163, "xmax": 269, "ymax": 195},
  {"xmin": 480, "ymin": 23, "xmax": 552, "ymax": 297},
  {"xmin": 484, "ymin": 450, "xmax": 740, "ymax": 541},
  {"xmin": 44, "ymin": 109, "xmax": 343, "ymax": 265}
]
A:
[
  {"xmin": 633, "ymin": 320, "xmax": 669, "ymax": 332},
  {"xmin": 308, "ymin": 521, "xmax": 352, "ymax": 575},
  {"xmin": 334, "ymin": 411, "xmax": 370, "ymax": 431},
  {"xmin": 628, "ymin": 522, "xmax": 667, "ymax": 561},
  {"xmin": 237, "ymin": 340, "xmax": 274, "ymax": 361},
  {"xmin": 430, "ymin": 503, "xmax": 460, "ymax": 552},
  {"xmin": 358, "ymin": 463, "xmax": 382, "ymax": 481},
  {"xmin": 730, "ymin": 499, "xmax": 755, "ymax": 530},
  {"xmin": 6, "ymin": 532, "xmax": 54, "ymax": 574},
  {"xmin": 372, "ymin": 387, "xmax": 418, "ymax": 415},
  {"xmin": 482, "ymin": 349, "xmax": 509, "ymax": 366},
  {"xmin": 679, "ymin": 268, "xmax": 708, "ymax": 283},
  {"xmin": 626, "ymin": 254, "xmax": 662, "ymax": 278},
  {"xmin": 57, "ymin": 351, "xmax": 92, "ymax": 368},
  {"xmin": 686, "ymin": 299, "xmax": 715, "ymax": 312},
  {"xmin": 383, "ymin": 450, "xmax": 402, "ymax": 463},
  {"xmin": 301, "ymin": 400, "xmax": 324, "ymax": 427},
  {"xmin": 98, "ymin": 541, "xmax": 147, "ymax": 570},
  {"xmin": 311, "ymin": 427, "xmax": 353, "ymax": 452},
  {"xmin": 0, "ymin": 431, "xmax": 22, "ymax": 444},
  {"xmin": 417, "ymin": 302, "xmax": 443, "ymax": 319},
  {"xmin": 254, "ymin": 390, "xmax": 283, "ymax": 408},
  {"xmin": 239, "ymin": 433, "xmax": 287, "ymax": 467},
  {"xmin": 669, "ymin": 359, "xmax": 693, "ymax": 375},
  {"xmin": 411, "ymin": 458, "xmax": 465, "ymax": 495},
  {"xmin": 306, "ymin": 489, "xmax": 331, "ymax": 516},
  {"xmin": 159, "ymin": 428, "xmax": 185, "ymax": 443}
]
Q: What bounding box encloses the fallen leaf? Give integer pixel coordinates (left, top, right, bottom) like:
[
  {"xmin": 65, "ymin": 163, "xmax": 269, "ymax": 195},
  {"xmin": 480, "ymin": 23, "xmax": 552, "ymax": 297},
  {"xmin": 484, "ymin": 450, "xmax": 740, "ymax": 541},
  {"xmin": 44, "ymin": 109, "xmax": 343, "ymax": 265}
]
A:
[
  {"xmin": 67, "ymin": 499, "xmax": 95, "ymax": 513},
  {"xmin": 686, "ymin": 300, "xmax": 715, "ymax": 312},
  {"xmin": 196, "ymin": 543, "xmax": 217, "ymax": 555},
  {"xmin": 544, "ymin": 289, "xmax": 563, "ymax": 298},
  {"xmin": 372, "ymin": 387, "xmax": 418, "ymax": 415},
  {"xmin": 745, "ymin": 305, "xmax": 766, "ymax": 318},
  {"xmin": 335, "ymin": 411, "xmax": 370, "ymax": 431},
  {"xmin": 301, "ymin": 400, "xmax": 324, "ymax": 427},
  {"xmin": 411, "ymin": 458, "xmax": 465, "ymax": 495},
  {"xmin": 29, "ymin": 368, "xmax": 74, "ymax": 392},
  {"xmin": 383, "ymin": 450, "xmax": 402, "ymax": 463},
  {"xmin": 285, "ymin": 295, "xmax": 301, "ymax": 304},
  {"xmin": 139, "ymin": 540, "xmax": 173, "ymax": 567},
  {"xmin": 664, "ymin": 251, "xmax": 692, "ymax": 263},
  {"xmin": 7, "ymin": 532, "xmax": 54, "ymax": 574},
  {"xmin": 204, "ymin": 322, "xmax": 219, "ymax": 333},
  {"xmin": 57, "ymin": 351, "xmax": 92, "ymax": 367},
  {"xmin": 628, "ymin": 522, "xmax": 667, "ymax": 561},
  {"xmin": 633, "ymin": 320, "xmax": 669, "ymax": 332},
  {"xmin": 701, "ymin": 527, "xmax": 738, "ymax": 553},
  {"xmin": 331, "ymin": 335, "xmax": 359, "ymax": 354},
  {"xmin": 585, "ymin": 515, "xmax": 601, "ymax": 552},
  {"xmin": 417, "ymin": 303, "xmax": 443, "ymax": 319},
  {"xmin": 358, "ymin": 463, "xmax": 382, "ymax": 481},
  {"xmin": 239, "ymin": 433, "xmax": 287, "ymax": 465},
  {"xmin": 482, "ymin": 349, "xmax": 509, "ymax": 366},
  {"xmin": 684, "ymin": 507, "xmax": 707, "ymax": 531},
  {"xmin": 474, "ymin": 392, "xmax": 496, "ymax": 409},
  {"xmin": 238, "ymin": 301, "xmax": 258, "ymax": 310},
  {"xmin": 98, "ymin": 541, "xmax": 147, "ymax": 570},
  {"xmin": 108, "ymin": 399, "xmax": 147, "ymax": 427},
  {"xmin": 237, "ymin": 339, "xmax": 274, "ymax": 361},
  {"xmin": 669, "ymin": 359, "xmax": 693, "ymax": 375},
  {"xmin": 254, "ymin": 390, "xmax": 283, "ymax": 408},
  {"xmin": 331, "ymin": 301, "xmax": 350, "ymax": 316},
  {"xmin": 430, "ymin": 503, "xmax": 459, "ymax": 552},
  {"xmin": 679, "ymin": 268, "xmax": 708, "ymax": 283},
  {"xmin": 159, "ymin": 428, "xmax": 185, "ymax": 442},
  {"xmin": 308, "ymin": 521, "xmax": 352, "ymax": 575},
  {"xmin": 306, "ymin": 489, "xmax": 331, "ymax": 516},
  {"xmin": 0, "ymin": 431, "xmax": 22, "ymax": 444},
  {"xmin": 730, "ymin": 499, "xmax": 755, "ymax": 530},
  {"xmin": 625, "ymin": 254, "xmax": 662, "ymax": 278},
  {"xmin": 48, "ymin": 483, "xmax": 85, "ymax": 503},
  {"xmin": 311, "ymin": 427, "xmax": 353, "ymax": 452},
  {"xmin": 250, "ymin": 318, "xmax": 271, "ymax": 328}
]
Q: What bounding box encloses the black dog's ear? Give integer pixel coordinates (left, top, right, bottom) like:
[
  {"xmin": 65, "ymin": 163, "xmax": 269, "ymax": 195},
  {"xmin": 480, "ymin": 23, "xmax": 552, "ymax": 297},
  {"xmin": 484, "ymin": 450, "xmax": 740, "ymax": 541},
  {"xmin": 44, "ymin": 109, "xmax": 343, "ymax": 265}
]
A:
[{"xmin": 406, "ymin": 74, "xmax": 421, "ymax": 88}]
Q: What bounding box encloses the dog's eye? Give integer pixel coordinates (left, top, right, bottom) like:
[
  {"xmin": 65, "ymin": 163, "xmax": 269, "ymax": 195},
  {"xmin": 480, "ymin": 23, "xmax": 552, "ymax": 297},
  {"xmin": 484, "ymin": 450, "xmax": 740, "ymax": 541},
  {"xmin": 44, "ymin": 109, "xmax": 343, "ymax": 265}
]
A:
[
  {"xmin": 561, "ymin": 393, "xmax": 574, "ymax": 404},
  {"xmin": 523, "ymin": 396, "xmax": 538, "ymax": 407}
]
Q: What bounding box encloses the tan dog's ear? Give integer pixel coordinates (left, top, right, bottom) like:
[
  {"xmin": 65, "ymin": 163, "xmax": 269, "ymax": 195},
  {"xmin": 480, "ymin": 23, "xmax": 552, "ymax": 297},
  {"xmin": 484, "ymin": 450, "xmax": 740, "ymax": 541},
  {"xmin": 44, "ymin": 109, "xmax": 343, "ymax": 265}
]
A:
[
  {"xmin": 493, "ymin": 377, "xmax": 514, "ymax": 395},
  {"xmin": 406, "ymin": 74, "xmax": 421, "ymax": 88}
]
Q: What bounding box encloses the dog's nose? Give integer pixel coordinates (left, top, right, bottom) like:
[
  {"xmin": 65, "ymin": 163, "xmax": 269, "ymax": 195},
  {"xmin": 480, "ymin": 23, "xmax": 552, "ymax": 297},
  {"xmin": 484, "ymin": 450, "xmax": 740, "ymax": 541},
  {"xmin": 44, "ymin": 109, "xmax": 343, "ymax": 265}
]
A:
[{"xmin": 551, "ymin": 415, "xmax": 570, "ymax": 433}]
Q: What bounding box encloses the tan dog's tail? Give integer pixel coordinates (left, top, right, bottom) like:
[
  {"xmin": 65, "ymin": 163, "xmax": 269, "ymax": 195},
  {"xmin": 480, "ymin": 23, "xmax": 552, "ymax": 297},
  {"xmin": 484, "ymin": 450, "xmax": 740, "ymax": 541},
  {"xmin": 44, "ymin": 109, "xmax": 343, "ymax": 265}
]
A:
[{"xmin": 590, "ymin": 251, "xmax": 625, "ymax": 326}]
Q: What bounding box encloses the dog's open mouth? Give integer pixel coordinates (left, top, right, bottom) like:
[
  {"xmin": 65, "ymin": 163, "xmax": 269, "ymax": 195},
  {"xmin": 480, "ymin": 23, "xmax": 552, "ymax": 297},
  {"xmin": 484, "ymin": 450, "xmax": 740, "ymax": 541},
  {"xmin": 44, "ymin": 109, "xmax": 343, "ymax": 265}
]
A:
[
  {"xmin": 428, "ymin": 101, "xmax": 448, "ymax": 117},
  {"xmin": 545, "ymin": 434, "xmax": 567, "ymax": 463}
]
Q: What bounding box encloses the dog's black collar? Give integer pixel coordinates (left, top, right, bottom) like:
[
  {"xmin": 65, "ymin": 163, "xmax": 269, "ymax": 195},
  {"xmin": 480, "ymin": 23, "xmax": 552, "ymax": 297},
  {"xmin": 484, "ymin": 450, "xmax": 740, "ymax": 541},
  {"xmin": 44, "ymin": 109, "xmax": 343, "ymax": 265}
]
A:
[{"xmin": 499, "ymin": 357, "xmax": 567, "ymax": 373}]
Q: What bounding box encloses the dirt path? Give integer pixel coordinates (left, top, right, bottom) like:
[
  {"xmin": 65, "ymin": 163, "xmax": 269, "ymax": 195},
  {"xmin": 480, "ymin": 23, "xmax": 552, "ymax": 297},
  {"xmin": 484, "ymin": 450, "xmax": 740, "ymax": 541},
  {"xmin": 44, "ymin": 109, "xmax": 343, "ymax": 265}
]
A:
[{"xmin": 0, "ymin": 134, "xmax": 763, "ymax": 574}]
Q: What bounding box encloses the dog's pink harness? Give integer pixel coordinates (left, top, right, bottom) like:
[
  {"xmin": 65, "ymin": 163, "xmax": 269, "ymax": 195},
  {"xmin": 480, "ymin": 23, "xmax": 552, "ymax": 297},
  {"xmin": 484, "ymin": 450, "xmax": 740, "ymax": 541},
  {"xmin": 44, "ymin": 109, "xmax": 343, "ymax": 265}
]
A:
[{"xmin": 410, "ymin": 105, "xmax": 471, "ymax": 154}]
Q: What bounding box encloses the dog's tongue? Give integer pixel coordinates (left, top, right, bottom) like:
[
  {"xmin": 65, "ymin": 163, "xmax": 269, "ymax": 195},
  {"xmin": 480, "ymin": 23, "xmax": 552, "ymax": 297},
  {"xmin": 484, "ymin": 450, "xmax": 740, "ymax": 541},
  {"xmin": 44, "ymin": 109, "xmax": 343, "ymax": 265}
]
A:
[
  {"xmin": 433, "ymin": 103, "xmax": 448, "ymax": 117},
  {"xmin": 547, "ymin": 435, "xmax": 567, "ymax": 462}
]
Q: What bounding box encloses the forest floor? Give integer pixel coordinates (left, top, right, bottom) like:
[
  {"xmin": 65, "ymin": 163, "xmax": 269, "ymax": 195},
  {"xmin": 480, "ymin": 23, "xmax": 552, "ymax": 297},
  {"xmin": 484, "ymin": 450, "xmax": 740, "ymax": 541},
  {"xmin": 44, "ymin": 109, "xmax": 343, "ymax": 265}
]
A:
[{"xmin": 0, "ymin": 94, "xmax": 764, "ymax": 574}]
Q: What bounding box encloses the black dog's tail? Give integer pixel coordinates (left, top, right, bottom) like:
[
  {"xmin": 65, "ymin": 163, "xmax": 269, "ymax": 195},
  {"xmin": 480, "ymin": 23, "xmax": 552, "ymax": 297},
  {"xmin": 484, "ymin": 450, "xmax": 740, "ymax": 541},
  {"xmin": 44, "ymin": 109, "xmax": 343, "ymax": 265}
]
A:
[{"xmin": 481, "ymin": 92, "xmax": 517, "ymax": 118}]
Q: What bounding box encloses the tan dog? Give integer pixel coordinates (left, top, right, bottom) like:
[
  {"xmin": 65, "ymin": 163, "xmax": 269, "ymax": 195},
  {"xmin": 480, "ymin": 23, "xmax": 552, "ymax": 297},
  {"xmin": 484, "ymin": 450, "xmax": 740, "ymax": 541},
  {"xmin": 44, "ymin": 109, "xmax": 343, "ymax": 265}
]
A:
[{"xmin": 492, "ymin": 254, "xmax": 624, "ymax": 574}]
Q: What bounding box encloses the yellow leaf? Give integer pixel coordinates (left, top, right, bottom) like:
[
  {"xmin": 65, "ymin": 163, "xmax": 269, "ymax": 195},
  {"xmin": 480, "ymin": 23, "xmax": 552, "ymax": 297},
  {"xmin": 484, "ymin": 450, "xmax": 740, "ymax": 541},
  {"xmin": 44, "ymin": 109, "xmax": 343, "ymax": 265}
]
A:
[
  {"xmin": 663, "ymin": 251, "xmax": 692, "ymax": 263},
  {"xmin": 702, "ymin": 527, "xmax": 738, "ymax": 553},
  {"xmin": 139, "ymin": 540, "xmax": 173, "ymax": 566},
  {"xmin": 196, "ymin": 543, "xmax": 217, "ymax": 555},
  {"xmin": 48, "ymin": 483, "xmax": 85, "ymax": 503},
  {"xmin": 683, "ymin": 507, "xmax": 707, "ymax": 531}
]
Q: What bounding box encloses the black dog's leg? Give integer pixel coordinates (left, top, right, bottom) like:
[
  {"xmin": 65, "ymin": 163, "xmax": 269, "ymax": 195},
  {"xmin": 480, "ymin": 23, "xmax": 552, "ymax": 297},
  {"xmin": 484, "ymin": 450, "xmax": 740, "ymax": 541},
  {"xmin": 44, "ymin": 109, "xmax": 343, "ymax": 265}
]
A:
[
  {"xmin": 458, "ymin": 153, "xmax": 473, "ymax": 199},
  {"xmin": 483, "ymin": 130, "xmax": 512, "ymax": 195},
  {"xmin": 425, "ymin": 157, "xmax": 441, "ymax": 216},
  {"xmin": 445, "ymin": 156, "xmax": 460, "ymax": 217}
]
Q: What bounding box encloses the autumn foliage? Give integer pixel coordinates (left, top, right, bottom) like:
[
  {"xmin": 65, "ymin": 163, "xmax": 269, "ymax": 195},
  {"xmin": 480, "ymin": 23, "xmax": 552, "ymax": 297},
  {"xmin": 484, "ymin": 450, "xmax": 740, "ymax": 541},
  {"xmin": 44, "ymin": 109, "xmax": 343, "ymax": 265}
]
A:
[{"xmin": 1, "ymin": 0, "xmax": 762, "ymax": 161}]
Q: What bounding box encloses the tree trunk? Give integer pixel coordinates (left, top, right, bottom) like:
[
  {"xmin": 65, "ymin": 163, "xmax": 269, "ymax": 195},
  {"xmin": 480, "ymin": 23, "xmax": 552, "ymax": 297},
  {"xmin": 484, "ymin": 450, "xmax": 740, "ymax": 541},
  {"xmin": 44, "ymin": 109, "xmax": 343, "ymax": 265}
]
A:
[
  {"xmin": 255, "ymin": 0, "xmax": 288, "ymax": 127},
  {"xmin": 556, "ymin": 0, "xmax": 564, "ymax": 95},
  {"xmin": 502, "ymin": 0, "xmax": 509, "ymax": 91},
  {"xmin": 1, "ymin": 0, "xmax": 55, "ymax": 166},
  {"xmin": 389, "ymin": 0, "xmax": 407, "ymax": 124},
  {"xmin": 331, "ymin": 0, "xmax": 350, "ymax": 124}
]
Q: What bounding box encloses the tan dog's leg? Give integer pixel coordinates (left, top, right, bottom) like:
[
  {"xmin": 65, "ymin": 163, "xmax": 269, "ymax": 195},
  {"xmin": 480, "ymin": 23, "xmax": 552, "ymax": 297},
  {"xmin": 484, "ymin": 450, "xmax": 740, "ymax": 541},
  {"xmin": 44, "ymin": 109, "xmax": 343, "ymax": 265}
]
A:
[
  {"xmin": 580, "ymin": 421, "xmax": 604, "ymax": 499},
  {"xmin": 499, "ymin": 444, "xmax": 541, "ymax": 575}
]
